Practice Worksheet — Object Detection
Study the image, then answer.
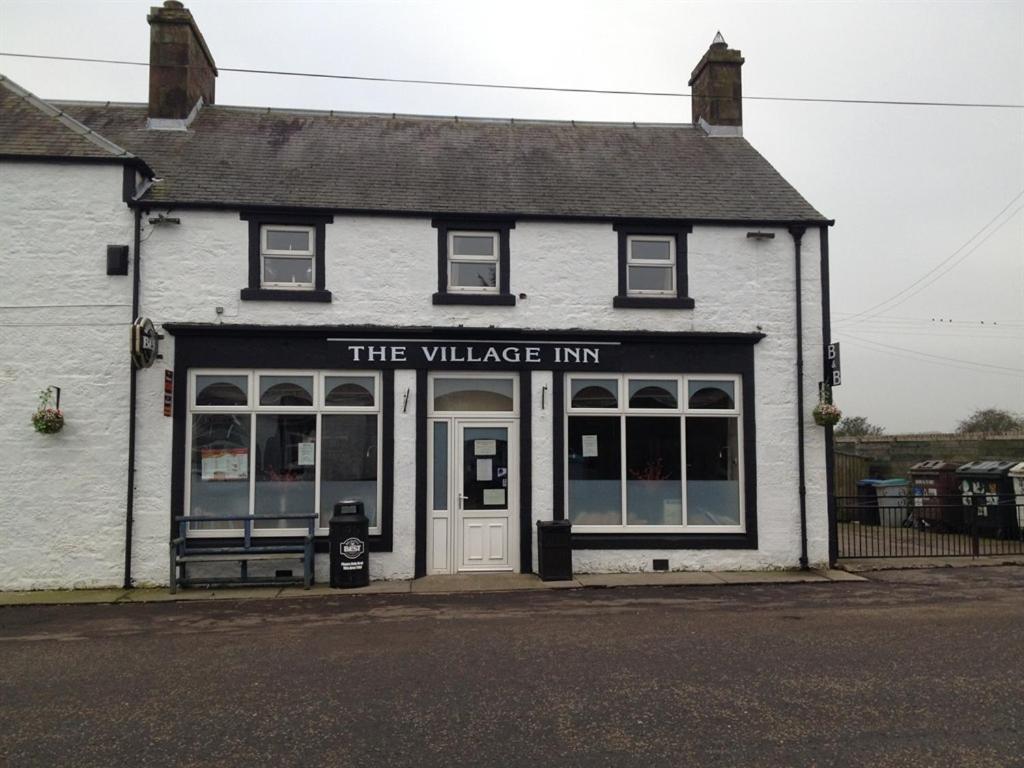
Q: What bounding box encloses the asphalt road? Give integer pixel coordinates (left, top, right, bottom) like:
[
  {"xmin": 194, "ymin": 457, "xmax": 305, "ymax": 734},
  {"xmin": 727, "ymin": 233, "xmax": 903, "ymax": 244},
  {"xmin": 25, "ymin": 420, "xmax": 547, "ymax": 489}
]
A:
[{"xmin": 1, "ymin": 567, "xmax": 1022, "ymax": 768}]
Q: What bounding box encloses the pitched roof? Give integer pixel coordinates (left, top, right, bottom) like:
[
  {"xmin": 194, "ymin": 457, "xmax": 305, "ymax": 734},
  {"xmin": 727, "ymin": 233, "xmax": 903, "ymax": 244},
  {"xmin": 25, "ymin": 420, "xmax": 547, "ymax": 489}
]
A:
[
  {"xmin": 58, "ymin": 102, "xmax": 827, "ymax": 222},
  {"xmin": 0, "ymin": 75, "xmax": 147, "ymax": 170}
]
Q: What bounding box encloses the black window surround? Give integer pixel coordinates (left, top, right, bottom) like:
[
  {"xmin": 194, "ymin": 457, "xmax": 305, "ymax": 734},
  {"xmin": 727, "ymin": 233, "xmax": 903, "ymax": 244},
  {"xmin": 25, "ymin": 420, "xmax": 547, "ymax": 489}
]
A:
[
  {"xmin": 612, "ymin": 222, "xmax": 695, "ymax": 309},
  {"xmin": 240, "ymin": 211, "xmax": 334, "ymax": 302},
  {"xmin": 432, "ymin": 218, "xmax": 516, "ymax": 306}
]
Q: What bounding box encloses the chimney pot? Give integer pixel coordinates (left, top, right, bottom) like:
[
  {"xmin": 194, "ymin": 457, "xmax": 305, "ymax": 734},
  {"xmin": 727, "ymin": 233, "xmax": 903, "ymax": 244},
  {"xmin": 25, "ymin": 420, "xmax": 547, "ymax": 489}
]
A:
[
  {"xmin": 147, "ymin": 1, "xmax": 217, "ymax": 122},
  {"xmin": 689, "ymin": 34, "xmax": 744, "ymax": 133}
]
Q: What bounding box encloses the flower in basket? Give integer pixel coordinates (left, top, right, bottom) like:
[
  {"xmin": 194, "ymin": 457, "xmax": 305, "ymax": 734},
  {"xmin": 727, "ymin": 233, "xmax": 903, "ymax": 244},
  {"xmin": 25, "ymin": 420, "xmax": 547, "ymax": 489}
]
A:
[
  {"xmin": 812, "ymin": 386, "xmax": 842, "ymax": 427},
  {"xmin": 31, "ymin": 387, "xmax": 64, "ymax": 434}
]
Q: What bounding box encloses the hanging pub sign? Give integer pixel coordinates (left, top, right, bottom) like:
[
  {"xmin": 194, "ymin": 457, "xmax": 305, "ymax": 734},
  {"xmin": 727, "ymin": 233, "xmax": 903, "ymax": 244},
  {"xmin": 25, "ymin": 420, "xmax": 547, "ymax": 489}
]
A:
[
  {"xmin": 329, "ymin": 338, "xmax": 619, "ymax": 370},
  {"xmin": 131, "ymin": 317, "xmax": 160, "ymax": 369},
  {"xmin": 826, "ymin": 342, "xmax": 841, "ymax": 386}
]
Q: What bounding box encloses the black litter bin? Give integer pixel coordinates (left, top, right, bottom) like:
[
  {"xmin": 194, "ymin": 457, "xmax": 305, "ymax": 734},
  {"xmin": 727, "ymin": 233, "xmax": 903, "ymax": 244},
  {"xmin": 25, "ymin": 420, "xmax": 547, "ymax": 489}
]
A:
[
  {"xmin": 329, "ymin": 499, "xmax": 370, "ymax": 588},
  {"xmin": 537, "ymin": 519, "xmax": 572, "ymax": 581}
]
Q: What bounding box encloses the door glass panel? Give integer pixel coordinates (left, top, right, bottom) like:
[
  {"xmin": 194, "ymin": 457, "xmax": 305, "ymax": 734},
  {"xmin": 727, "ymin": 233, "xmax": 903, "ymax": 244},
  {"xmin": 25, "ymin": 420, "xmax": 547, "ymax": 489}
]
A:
[
  {"xmin": 254, "ymin": 414, "xmax": 317, "ymax": 528},
  {"xmin": 433, "ymin": 422, "xmax": 448, "ymax": 510},
  {"xmin": 462, "ymin": 427, "xmax": 508, "ymax": 510},
  {"xmin": 433, "ymin": 378, "xmax": 514, "ymax": 411}
]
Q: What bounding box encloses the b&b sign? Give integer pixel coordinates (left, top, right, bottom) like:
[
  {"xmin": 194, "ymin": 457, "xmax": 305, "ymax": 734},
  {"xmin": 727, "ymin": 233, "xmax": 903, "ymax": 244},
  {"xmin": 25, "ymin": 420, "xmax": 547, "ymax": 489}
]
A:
[{"xmin": 827, "ymin": 342, "xmax": 841, "ymax": 386}]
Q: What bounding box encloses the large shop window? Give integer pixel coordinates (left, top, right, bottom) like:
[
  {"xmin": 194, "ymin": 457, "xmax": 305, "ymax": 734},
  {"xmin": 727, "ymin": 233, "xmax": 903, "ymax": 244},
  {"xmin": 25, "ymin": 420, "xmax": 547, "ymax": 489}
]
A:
[
  {"xmin": 187, "ymin": 371, "xmax": 381, "ymax": 535},
  {"xmin": 565, "ymin": 374, "xmax": 742, "ymax": 532}
]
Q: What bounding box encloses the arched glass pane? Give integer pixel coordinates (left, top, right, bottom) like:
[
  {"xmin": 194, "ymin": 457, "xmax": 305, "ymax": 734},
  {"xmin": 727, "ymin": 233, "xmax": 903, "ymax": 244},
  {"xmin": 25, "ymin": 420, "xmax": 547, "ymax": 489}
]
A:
[
  {"xmin": 570, "ymin": 379, "xmax": 618, "ymax": 409},
  {"xmin": 260, "ymin": 375, "xmax": 313, "ymax": 407},
  {"xmin": 433, "ymin": 378, "xmax": 513, "ymax": 412},
  {"xmin": 628, "ymin": 380, "xmax": 678, "ymax": 409},
  {"xmin": 195, "ymin": 375, "xmax": 248, "ymax": 406},
  {"xmin": 325, "ymin": 376, "xmax": 375, "ymax": 407},
  {"xmin": 687, "ymin": 380, "xmax": 735, "ymax": 410}
]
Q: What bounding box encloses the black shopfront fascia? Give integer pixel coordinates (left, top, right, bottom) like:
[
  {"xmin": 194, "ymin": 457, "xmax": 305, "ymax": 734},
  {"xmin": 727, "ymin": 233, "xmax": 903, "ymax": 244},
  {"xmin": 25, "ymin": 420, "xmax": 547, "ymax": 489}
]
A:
[{"xmin": 164, "ymin": 324, "xmax": 764, "ymax": 564}]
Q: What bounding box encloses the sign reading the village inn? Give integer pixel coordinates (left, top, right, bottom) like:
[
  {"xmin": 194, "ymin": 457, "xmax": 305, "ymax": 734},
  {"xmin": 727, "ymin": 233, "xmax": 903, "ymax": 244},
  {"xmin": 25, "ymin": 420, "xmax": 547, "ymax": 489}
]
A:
[{"xmin": 329, "ymin": 339, "xmax": 619, "ymax": 370}]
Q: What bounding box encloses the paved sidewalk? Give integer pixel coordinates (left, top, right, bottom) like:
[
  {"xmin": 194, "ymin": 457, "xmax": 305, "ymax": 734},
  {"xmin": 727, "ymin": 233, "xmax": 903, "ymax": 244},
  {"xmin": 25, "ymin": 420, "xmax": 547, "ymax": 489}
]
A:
[
  {"xmin": 840, "ymin": 554, "xmax": 1024, "ymax": 572},
  {"xmin": 0, "ymin": 568, "xmax": 865, "ymax": 606}
]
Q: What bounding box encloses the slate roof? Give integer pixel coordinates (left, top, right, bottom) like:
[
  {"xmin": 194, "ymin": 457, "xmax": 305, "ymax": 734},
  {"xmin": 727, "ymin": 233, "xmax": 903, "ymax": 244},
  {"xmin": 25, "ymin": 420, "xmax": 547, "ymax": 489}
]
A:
[
  {"xmin": 0, "ymin": 75, "xmax": 144, "ymax": 167},
  {"xmin": 5, "ymin": 77, "xmax": 827, "ymax": 221}
]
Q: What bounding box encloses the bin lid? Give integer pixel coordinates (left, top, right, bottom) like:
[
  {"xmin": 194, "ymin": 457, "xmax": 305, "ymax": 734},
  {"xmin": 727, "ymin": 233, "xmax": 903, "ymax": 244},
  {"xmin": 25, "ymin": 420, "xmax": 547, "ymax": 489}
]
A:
[
  {"xmin": 1008, "ymin": 461, "xmax": 1024, "ymax": 477},
  {"xmin": 537, "ymin": 519, "xmax": 572, "ymax": 529},
  {"xmin": 856, "ymin": 479, "xmax": 882, "ymax": 486},
  {"xmin": 909, "ymin": 460, "xmax": 959, "ymax": 472},
  {"xmin": 955, "ymin": 460, "xmax": 1017, "ymax": 476}
]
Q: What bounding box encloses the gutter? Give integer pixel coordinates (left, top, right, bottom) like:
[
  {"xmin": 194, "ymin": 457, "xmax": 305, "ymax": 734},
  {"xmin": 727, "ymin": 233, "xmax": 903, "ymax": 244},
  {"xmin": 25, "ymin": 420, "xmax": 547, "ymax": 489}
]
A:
[
  {"xmin": 790, "ymin": 226, "xmax": 810, "ymax": 570},
  {"xmin": 123, "ymin": 207, "xmax": 141, "ymax": 589}
]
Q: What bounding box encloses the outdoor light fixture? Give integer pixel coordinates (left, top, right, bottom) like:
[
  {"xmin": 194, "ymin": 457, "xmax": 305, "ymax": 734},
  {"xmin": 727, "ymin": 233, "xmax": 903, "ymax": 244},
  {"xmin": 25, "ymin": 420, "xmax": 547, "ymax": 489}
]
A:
[
  {"xmin": 147, "ymin": 213, "xmax": 181, "ymax": 225},
  {"xmin": 746, "ymin": 231, "xmax": 775, "ymax": 240}
]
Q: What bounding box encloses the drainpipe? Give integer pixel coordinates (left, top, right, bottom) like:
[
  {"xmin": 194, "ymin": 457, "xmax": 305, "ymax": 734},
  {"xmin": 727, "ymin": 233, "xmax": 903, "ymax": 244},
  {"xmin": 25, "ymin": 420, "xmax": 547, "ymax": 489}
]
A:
[
  {"xmin": 820, "ymin": 225, "xmax": 838, "ymax": 566},
  {"xmin": 790, "ymin": 225, "xmax": 809, "ymax": 570},
  {"xmin": 123, "ymin": 207, "xmax": 141, "ymax": 589}
]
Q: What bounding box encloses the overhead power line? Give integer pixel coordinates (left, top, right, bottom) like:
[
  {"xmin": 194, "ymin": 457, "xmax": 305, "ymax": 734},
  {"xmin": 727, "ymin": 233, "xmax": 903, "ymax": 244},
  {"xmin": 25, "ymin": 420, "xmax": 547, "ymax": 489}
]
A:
[
  {"xmin": 841, "ymin": 333, "xmax": 1024, "ymax": 375},
  {"xmin": 836, "ymin": 192, "xmax": 1024, "ymax": 325},
  {"xmin": 2, "ymin": 51, "xmax": 1024, "ymax": 109}
]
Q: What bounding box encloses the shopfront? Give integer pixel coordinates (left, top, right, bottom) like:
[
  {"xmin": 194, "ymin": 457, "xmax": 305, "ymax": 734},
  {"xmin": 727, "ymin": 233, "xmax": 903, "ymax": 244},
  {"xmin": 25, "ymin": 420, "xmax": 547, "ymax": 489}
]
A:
[{"xmin": 166, "ymin": 325, "xmax": 763, "ymax": 579}]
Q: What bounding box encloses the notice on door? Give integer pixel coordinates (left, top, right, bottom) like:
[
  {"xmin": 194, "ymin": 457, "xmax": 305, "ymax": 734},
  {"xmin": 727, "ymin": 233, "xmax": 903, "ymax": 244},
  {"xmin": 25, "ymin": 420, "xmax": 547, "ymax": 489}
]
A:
[
  {"xmin": 483, "ymin": 489, "xmax": 506, "ymax": 506},
  {"xmin": 581, "ymin": 435, "xmax": 598, "ymax": 457},
  {"xmin": 476, "ymin": 458, "xmax": 493, "ymax": 482},
  {"xmin": 474, "ymin": 439, "xmax": 497, "ymax": 456}
]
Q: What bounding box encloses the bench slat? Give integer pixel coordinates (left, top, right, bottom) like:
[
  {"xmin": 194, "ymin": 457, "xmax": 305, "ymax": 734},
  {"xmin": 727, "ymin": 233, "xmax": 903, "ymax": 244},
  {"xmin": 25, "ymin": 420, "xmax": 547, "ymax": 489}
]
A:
[{"xmin": 176, "ymin": 553, "xmax": 307, "ymax": 563}]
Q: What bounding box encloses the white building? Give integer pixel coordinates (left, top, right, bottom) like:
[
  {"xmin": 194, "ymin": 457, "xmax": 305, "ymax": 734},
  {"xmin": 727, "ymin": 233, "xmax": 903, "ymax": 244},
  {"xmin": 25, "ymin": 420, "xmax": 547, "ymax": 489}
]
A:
[{"xmin": 0, "ymin": 2, "xmax": 836, "ymax": 591}]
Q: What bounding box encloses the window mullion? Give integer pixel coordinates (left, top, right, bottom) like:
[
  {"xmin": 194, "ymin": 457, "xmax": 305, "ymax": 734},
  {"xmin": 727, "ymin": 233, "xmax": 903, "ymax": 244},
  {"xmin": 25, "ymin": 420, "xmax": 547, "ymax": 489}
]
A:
[
  {"xmin": 248, "ymin": 411, "xmax": 256, "ymax": 519},
  {"xmin": 619, "ymin": 410, "xmax": 628, "ymax": 527}
]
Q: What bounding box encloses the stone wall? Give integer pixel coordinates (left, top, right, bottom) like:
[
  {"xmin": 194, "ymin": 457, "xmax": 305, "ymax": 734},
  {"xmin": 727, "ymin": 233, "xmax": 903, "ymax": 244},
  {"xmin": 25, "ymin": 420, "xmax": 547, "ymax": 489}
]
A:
[{"xmin": 836, "ymin": 433, "xmax": 1024, "ymax": 479}]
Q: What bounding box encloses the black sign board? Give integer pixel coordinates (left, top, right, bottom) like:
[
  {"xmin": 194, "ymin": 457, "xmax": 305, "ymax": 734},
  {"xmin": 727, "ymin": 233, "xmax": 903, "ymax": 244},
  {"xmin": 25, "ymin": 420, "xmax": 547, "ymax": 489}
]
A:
[
  {"xmin": 827, "ymin": 342, "xmax": 841, "ymax": 386},
  {"xmin": 329, "ymin": 339, "xmax": 619, "ymax": 370}
]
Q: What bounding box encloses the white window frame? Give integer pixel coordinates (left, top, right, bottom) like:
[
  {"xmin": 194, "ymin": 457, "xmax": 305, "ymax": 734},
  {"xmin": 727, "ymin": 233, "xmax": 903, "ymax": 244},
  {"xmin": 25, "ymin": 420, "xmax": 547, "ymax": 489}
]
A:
[
  {"xmin": 260, "ymin": 224, "xmax": 315, "ymax": 290},
  {"xmin": 564, "ymin": 372, "xmax": 744, "ymax": 534},
  {"xmin": 447, "ymin": 230, "xmax": 500, "ymax": 295},
  {"xmin": 185, "ymin": 369, "xmax": 383, "ymax": 539},
  {"xmin": 626, "ymin": 235, "xmax": 676, "ymax": 298}
]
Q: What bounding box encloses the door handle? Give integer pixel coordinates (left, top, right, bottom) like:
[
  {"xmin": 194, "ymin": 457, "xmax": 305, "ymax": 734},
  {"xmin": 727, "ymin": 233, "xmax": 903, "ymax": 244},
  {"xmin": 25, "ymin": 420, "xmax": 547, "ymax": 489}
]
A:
[{"xmin": 458, "ymin": 493, "xmax": 468, "ymax": 509}]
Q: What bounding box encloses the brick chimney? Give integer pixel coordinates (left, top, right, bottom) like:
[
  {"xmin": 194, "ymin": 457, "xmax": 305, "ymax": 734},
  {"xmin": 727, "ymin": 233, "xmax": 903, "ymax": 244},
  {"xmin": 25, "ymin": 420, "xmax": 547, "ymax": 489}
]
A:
[
  {"xmin": 688, "ymin": 32, "xmax": 744, "ymax": 135},
  {"xmin": 147, "ymin": 0, "xmax": 217, "ymax": 124}
]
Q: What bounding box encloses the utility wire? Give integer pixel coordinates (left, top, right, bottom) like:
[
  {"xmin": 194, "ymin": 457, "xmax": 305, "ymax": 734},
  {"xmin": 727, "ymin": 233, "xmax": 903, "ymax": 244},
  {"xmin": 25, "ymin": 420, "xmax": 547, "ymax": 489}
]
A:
[
  {"xmin": 841, "ymin": 332, "xmax": 1024, "ymax": 374},
  {"xmin": 3, "ymin": 51, "xmax": 1024, "ymax": 109},
  {"xmin": 842, "ymin": 337, "xmax": 1024, "ymax": 379},
  {"xmin": 836, "ymin": 196, "xmax": 1024, "ymax": 325}
]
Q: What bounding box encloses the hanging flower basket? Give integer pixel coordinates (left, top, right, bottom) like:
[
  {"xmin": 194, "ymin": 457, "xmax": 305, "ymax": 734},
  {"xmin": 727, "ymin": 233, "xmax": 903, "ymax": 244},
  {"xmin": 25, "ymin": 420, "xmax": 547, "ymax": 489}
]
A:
[
  {"xmin": 813, "ymin": 385, "xmax": 841, "ymax": 427},
  {"xmin": 32, "ymin": 387, "xmax": 65, "ymax": 434}
]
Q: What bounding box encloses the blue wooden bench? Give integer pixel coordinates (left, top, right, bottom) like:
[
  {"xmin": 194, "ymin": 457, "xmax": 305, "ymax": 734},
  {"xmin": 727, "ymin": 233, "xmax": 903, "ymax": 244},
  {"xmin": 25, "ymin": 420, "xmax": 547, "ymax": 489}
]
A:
[{"xmin": 170, "ymin": 513, "xmax": 316, "ymax": 593}]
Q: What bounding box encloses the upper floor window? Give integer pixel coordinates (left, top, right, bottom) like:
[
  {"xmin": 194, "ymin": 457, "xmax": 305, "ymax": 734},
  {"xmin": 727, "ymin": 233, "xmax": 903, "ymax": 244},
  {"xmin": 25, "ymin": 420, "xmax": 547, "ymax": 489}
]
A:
[
  {"xmin": 432, "ymin": 218, "xmax": 516, "ymax": 306},
  {"xmin": 612, "ymin": 223, "xmax": 694, "ymax": 309},
  {"xmin": 448, "ymin": 231, "xmax": 499, "ymax": 294},
  {"xmin": 261, "ymin": 225, "xmax": 315, "ymax": 289},
  {"xmin": 240, "ymin": 212, "xmax": 333, "ymax": 302}
]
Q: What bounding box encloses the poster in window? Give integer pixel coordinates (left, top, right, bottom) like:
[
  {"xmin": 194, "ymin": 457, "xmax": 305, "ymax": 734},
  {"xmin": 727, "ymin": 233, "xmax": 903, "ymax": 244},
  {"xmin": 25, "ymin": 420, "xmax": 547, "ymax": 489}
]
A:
[
  {"xmin": 200, "ymin": 448, "xmax": 248, "ymax": 481},
  {"xmin": 483, "ymin": 489, "xmax": 506, "ymax": 506},
  {"xmin": 581, "ymin": 435, "xmax": 599, "ymax": 457},
  {"xmin": 297, "ymin": 442, "xmax": 316, "ymax": 466}
]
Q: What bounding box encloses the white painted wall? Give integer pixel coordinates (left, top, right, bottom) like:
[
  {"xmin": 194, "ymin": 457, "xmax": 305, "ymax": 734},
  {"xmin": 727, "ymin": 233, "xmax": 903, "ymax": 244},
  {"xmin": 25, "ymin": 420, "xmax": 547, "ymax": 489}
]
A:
[
  {"xmin": 132, "ymin": 211, "xmax": 829, "ymax": 578},
  {"xmin": 0, "ymin": 162, "xmax": 135, "ymax": 589},
  {"xmin": 1, "ymin": 182, "xmax": 831, "ymax": 590}
]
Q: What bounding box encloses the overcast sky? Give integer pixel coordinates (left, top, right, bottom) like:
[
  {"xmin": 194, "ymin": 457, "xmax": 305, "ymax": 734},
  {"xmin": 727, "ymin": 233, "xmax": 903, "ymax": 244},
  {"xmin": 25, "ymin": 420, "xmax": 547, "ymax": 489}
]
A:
[{"xmin": 2, "ymin": 0, "xmax": 1021, "ymax": 433}]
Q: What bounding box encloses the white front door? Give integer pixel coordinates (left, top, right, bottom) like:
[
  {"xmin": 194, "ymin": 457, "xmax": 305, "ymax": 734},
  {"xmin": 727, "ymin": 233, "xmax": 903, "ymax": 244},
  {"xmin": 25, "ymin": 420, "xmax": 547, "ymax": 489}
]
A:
[{"xmin": 428, "ymin": 418, "xmax": 518, "ymax": 574}]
